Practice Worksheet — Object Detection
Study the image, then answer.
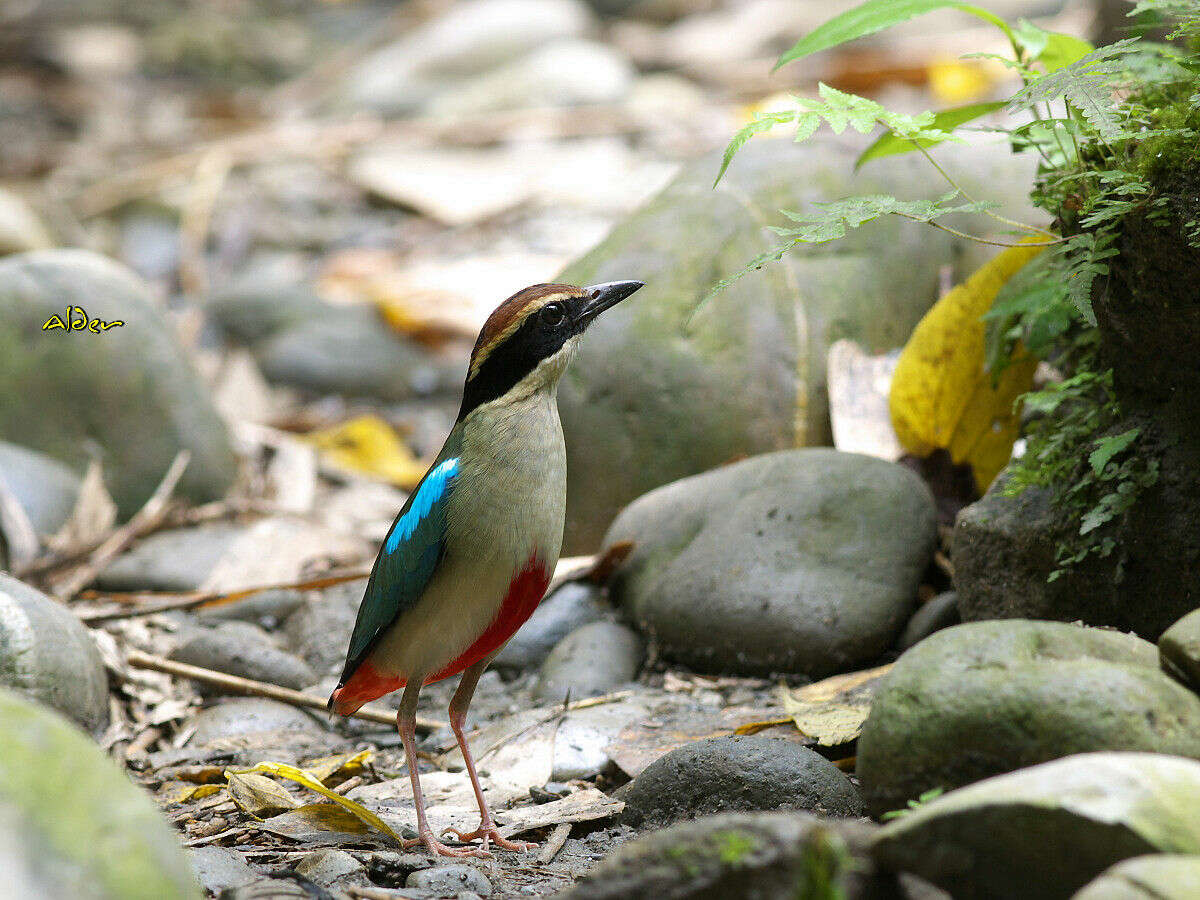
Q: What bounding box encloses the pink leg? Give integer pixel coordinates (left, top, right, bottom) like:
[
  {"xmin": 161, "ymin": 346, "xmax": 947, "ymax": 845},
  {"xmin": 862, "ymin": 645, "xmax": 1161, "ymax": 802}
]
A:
[
  {"xmin": 442, "ymin": 658, "xmax": 536, "ymax": 853},
  {"xmin": 395, "ymin": 678, "xmax": 490, "ymax": 859}
]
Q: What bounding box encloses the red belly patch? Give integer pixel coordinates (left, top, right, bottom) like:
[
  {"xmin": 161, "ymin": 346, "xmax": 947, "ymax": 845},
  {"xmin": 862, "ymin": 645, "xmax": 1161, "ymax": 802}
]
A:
[{"xmin": 329, "ymin": 557, "xmax": 551, "ymax": 716}]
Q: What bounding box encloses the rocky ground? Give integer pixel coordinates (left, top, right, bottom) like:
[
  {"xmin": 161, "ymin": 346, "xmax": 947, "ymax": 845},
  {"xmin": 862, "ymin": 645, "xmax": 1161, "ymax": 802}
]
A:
[{"xmin": 5, "ymin": 1, "xmax": 1200, "ymax": 899}]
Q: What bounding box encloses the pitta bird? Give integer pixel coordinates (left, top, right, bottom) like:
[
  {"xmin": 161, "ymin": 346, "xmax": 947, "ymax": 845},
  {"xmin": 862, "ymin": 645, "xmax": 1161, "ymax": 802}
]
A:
[{"xmin": 329, "ymin": 279, "xmax": 644, "ymax": 857}]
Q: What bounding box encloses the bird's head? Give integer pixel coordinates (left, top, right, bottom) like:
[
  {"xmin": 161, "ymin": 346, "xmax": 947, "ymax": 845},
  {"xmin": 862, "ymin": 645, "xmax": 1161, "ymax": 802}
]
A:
[{"xmin": 458, "ymin": 280, "xmax": 643, "ymax": 418}]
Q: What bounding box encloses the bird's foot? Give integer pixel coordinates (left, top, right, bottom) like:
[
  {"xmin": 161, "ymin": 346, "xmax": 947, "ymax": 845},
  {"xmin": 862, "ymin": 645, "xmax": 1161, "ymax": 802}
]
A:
[
  {"xmin": 443, "ymin": 822, "xmax": 536, "ymax": 853},
  {"xmin": 403, "ymin": 830, "xmax": 492, "ymax": 859}
]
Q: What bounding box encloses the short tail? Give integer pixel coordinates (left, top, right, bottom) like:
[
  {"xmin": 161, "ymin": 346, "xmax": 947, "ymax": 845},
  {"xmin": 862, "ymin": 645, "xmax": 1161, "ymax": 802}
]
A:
[{"xmin": 327, "ymin": 662, "xmax": 404, "ymax": 717}]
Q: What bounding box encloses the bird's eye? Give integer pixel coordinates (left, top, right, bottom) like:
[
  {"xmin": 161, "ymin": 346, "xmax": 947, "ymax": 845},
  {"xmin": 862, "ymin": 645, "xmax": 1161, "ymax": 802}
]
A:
[{"xmin": 541, "ymin": 302, "xmax": 566, "ymax": 326}]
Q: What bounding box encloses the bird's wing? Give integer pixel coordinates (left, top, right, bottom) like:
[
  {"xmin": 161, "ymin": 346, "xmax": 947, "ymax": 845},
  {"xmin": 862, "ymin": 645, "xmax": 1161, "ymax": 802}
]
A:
[{"xmin": 338, "ymin": 428, "xmax": 464, "ymax": 685}]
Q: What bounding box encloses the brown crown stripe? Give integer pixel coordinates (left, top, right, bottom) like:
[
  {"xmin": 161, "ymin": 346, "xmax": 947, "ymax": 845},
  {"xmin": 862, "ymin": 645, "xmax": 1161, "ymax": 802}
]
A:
[{"xmin": 469, "ymin": 283, "xmax": 584, "ymax": 376}]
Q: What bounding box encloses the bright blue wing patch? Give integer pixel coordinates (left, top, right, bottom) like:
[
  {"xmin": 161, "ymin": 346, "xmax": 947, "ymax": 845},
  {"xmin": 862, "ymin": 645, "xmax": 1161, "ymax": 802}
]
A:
[
  {"xmin": 384, "ymin": 458, "xmax": 458, "ymax": 554},
  {"xmin": 338, "ymin": 432, "xmax": 463, "ymax": 683}
]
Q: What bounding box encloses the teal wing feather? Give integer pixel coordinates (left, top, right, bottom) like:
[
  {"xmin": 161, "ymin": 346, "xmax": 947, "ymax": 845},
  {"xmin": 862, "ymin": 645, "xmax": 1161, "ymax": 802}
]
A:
[{"xmin": 338, "ymin": 427, "xmax": 463, "ymax": 685}]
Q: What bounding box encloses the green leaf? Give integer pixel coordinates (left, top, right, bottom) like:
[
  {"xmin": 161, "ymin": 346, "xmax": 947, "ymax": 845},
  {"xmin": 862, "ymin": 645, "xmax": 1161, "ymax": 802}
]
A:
[
  {"xmin": 856, "ymin": 101, "xmax": 1006, "ymax": 167},
  {"xmin": 776, "ymin": 0, "xmax": 1013, "ymax": 69},
  {"xmin": 1039, "ymin": 32, "xmax": 1095, "ymax": 72},
  {"xmin": 714, "ymin": 110, "xmax": 795, "ymax": 186},
  {"xmin": 1089, "ymin": 428, "xmax": 1140, "ymax": 476}
]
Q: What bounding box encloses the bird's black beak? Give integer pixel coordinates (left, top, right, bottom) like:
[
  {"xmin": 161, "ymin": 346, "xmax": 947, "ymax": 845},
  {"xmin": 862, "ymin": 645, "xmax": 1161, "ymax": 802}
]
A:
[{"xmin": 576, "ymin": 280, "xmax": 644, "ymax": 327}]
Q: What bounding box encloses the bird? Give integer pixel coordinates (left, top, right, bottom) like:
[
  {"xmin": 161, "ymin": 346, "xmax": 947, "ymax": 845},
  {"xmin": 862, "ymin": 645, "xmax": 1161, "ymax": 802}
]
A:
[{"xmin": 328, "ymin": 278, "xmax": 644, "ymax": 858}]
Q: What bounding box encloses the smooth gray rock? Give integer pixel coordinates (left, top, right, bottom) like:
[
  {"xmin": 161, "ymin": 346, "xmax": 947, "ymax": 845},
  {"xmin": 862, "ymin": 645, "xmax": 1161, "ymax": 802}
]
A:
[
  {"xmin": 96, "ymin": 523, "xmax": 242, "ymax": 592},
  {"xmin": 217, "ymin": 877, "xmax": 320, "ymax": 899},
  {"xmin": 1159, "ymin": 608, "xmax": 1200, "ymax": 691},
  {"xmin": 857, "ymin": 621, "xmax": 1200, "ymax": 817},
  {"xmin": 293, "ymin": 849, "xmax": 367, "ymax": 889},
  {"xmin": 606, "ymin": 449, "xmax": 936, "ymax": 677},
  {"xmin": 621, "ymin": 736, "xmax": 862, "ymax": 829},
  {"xmin": 1074, "ymin": 855, "xmax": 1200, "ymax": 899},
  {"xmin": 340, "ymin": 0, "xmax": 593, "ymax": 114},
  {"xmin": 872, "ymin": 752, "xmax": 1200, "ymax": 900},
  {"xmin": 428, "ymin": 39, "xmax": 632, "ymax": 116},
  {"xmin": 533, "ymin": 621, "xmax": 644, "ymax": 702},
  {"xmin": 170, "ymin": 622, "xmax": 317, "ymax": 692},
  {"xmin": 406, "ymin": 864, "xmax": 492, "ymax": 897},
  {"xmin": 205, "ymin": 274, "xmax": 331, "ymax": 346},
  {"xmin": 556, "ymin": 136, "xmax": 1038, "ymax": 552},
  {"xmin": 0, "ymin": 250, "xmax": 235, "ymax": 517},
  {"xmin": 190, "ymin": 847, "xmax": 253, "ymax": 895},
  {"xmin": 189, "ymin": 699, "xmax": 325, "ymax": 746},
  {"xmin": 0, "ymin": 574, "xmax": 109, "ymax": 736},
  {"xmin": 494, "ymin": 582, "xmax": 609, "ymax": 671},
  {"xmin": 897, "ymin": 592, "xmax": 961, "ymax": 651},
  {"xmin": 283, "ymin": 582, "xmax": 360, "ymax": 678},
  {"xmin": 0, "ymin": 688, "xmax": 201, "ymax": 899},
  {"xmin": 255, "ymin": 310, "xmax": 460, "ymax": 401},
  {"xmin": 0, "ymin": 440, "xmax": 80, "ymax": 535},
  {"xmin": 564, "ymin": 811, "xmax": 904, "ymax": 900}
]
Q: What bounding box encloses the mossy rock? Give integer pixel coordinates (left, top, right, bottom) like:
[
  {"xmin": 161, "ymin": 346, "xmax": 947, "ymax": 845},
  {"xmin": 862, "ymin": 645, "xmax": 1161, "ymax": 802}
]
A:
[
  {"xmin": 857, "ymin": 621, "xmax": 1200, "ymax": 817},
  {"xmin": 556, "ymin": 134, "xmax": 1038, "ymax": 552},
  {"xmin": 0, "ymin": 687, "xmax": 200, "ymax": 899},
  {"xmin": 872, "ymin": 752, "xmax": 1200, "ymax": 900},
  {"xmin": 563, "ymin": 811, "xmax": 905, "ymax": 900},
  {"xmin": 0, "ymin": 250, "xmax": 236, "ymax": 517}
]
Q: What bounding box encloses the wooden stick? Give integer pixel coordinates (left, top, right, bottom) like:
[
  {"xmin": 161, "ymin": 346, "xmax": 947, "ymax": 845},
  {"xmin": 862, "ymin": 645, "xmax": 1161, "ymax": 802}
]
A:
[
  {"xmin": 52, "ymin": 451, "xmax": 190, "ymax": 600},
  {"xmin": 536, "ymin": 822, "xmax": 572, "ymax": 865},
  {"xmin": 125, "ymin": 649, "xmax": 445, "ymax": 732}
]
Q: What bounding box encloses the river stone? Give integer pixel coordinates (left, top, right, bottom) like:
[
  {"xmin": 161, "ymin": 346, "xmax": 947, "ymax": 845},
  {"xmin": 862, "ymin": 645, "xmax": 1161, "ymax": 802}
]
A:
[
  {"xmin": 856, "ymin": 620, "xmax": 1200, "ymax": 817},
  {"xmin": 872, "ymin": 752, "xmax": 1200, "ymax": 900},
  {"xmin": 1160, "ymin": 609, "xmax": 1200, "ymax": 691},
  {"xmin": 0, "ymin": 574, "xmax": 108, "ymax": 736},
  {"xmin": 605, "ymin": 449, "xmax": 935, "ymax": 677},
  {"xmin": 406, "ymin": 864, "xmax": 492, "ymax": 897},
  {"xmin": 532, "ymin": 621, "xmax": 644, "ymax": 702},
  {"xmin": 564, "ymin": 811, "xmax": 906, "ymax": 900},
  {"xmin": 189, "ymin": 698, "xmax": 325, "ymax": 746},
  {"xmin": 897, "ymin": 591, "xmax": 961, "ymax": 651},
  {"xmin": 205, "ymin": 273, "xmax": 332, "ymax": 346},
  {"xmin": 0, "ymin": 440, "xmax": 80, "ymax": 535},
  {"xmin": 255, "ymin": 309, "xmax": 460, "ymax": 401},
  {"xmin": 0, "ymin": 688, "xmax": 201, "ymax": 899},
  {"xmin": 1074, "ymin": 855, "xmax": 1200, "ymax": 899},
  {"xmin": 556, "ymin": 135, "xmax": 1038, "ymax": 552},
  {"xmin": 0, "ymin": 250, "xmax": 236, "ymax": 517},
  {"xmin": 170, "ymin": 621, "xmax": 317, "ymax": 692},
  {"xmin": 282, "ymin": 582, "xmax": 360, "ymax": 678},
  {"xmin": 493, "ymin": 581, "xmax": 609, "ymax": 671},
  {"xmin": 340, "ymin": 0, "xmax": 593, "ymax": 114},
  {"xmin": 190, "ymin": 847, "xmax": 253, "ymax": 895},
  {"xmin": 621, "ymin": 736, "xmax": 862, "ymax": 829},
  {"xmin": 293, "ymin": 849, "xmax": 367, "ymax": 889},
  {"xmin": 96, "ymin": 522, "xmax": 243, "ymax": 592}
]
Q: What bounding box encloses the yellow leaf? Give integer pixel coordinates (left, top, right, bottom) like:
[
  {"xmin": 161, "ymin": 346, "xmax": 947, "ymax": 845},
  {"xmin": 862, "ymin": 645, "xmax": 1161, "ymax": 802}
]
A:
[
  {"xmin": 927, "ymin": 55, "xmax": 999, "ymax": 105},
  {"xmin": 175, "ymin": 784, "xmax": 221, "ymax": 803},
  {"xmin": 228, "ymin": 761, "xmax": 402, "ymax": 845},
  {"xmin": 889, "ymin": 243, "xmax": 1043, "ymax": 492},
  {"xmin": 778, "ymin": 663, "xmax": 893, "ymax": 747},
  {"xmin": 226, "ymin": 772, "xmax": 300, "ymax": 818},
  {"xmin": 301, "ymin": 415, "xmax": 428, "ymax": 490},
  {"xmin": 301, "ymin": 749, "xmax": 373, "ymax": 786}
]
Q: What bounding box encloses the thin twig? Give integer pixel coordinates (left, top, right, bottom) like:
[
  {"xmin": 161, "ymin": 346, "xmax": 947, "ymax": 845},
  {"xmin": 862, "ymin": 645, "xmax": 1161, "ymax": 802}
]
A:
[
  {"xmin": 178, "ymin": 148, "xmax": 232, "ymax": 296},
  {"xmin": 124, "ymin": 649, "xmax": 445, "ymax": 732},
  {"xmin": 77, "ymin": 568, "xmax": 371, "ymax": 622},
  {"xmin": 900, "ymin": 215, "xmax": 1064, "ymax": 247},
  {"xmin": 51, "ymin": 451, "xmax": 191, "ymax": 600},
  {"xmin": 536, "ymin": 822, "xmax": 572, "ymax": 865}
]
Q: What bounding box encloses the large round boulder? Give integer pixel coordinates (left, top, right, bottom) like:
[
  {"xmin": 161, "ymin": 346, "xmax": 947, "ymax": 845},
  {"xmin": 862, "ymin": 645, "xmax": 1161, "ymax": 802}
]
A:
[
  {"xmin": 0, "ymin": 687, "xmax": 201, "ymax": 899},
  {"xmin": 556, "ymin": 135, "xmax": 1038, "ymax": 552},
  {"xmin": 0, "ymin": 574, "xmax": 109, "ymax": 736},
  {"xmin": 604, "ymin": 449, "xmax": 936, "ymax": 677},
  {"xmin": 0, "ymin": 250, "xmax": 236, "ymax": 517},
  {"xmin": 857, "ymin": 620, "xmax": 1200, "ymax": 817}
]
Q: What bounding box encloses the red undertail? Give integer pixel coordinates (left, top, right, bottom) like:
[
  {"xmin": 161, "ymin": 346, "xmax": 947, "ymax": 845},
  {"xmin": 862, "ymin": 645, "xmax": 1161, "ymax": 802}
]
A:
[{"xmin": 330, "ymin": 557, "xmax": 551, "ymax": 716}]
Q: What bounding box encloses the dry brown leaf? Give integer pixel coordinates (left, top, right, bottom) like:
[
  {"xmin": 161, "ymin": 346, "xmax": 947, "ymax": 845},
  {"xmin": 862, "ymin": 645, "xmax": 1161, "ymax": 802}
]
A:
[
  {"xmin": 778, "ymin": 663, "xmax": 894, "ymax": 747},
  {"xmin": 46, "ymin": 460, "xmax": 117, "ymax": 556},
  {"xmin": 302, "ymin": 749, "xmax": 372, "ymax": 786},
  {"xmin": 226, "ymin": 772, "xmax": 300, "ymax": 818}
]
